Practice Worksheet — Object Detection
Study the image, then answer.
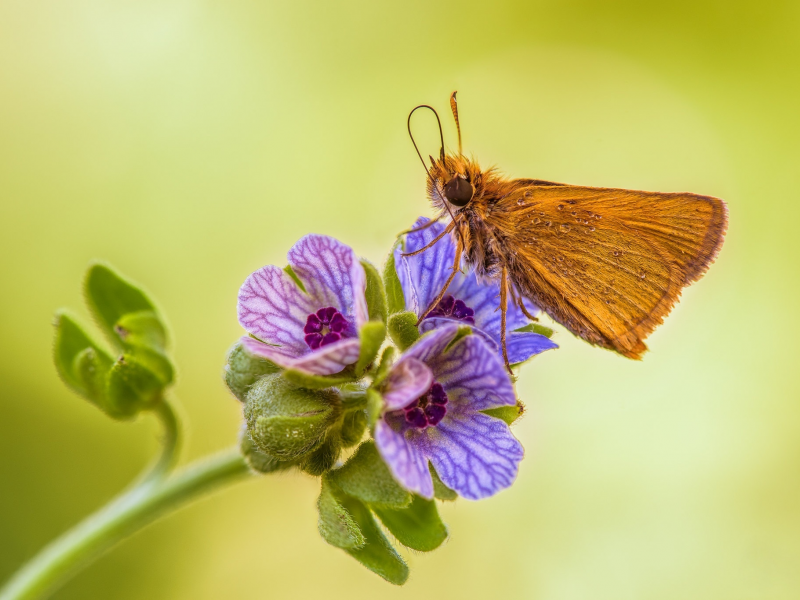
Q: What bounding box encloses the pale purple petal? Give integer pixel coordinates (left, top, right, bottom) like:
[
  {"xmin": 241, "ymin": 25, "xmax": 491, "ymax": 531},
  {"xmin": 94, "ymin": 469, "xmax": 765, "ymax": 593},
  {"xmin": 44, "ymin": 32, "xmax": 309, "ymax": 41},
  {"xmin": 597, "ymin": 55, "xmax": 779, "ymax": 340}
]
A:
[
  {"xmin": 420, "ymin": 410, "xmax": 524, "ymax": 500},
  {"xmin": 288, "ymin": 235, "xmax": 368, "ymax": 328},
  {"xmin": 428, "ymin": 334, "xmax": 517, "ymax": 411},
  {"xmin": 505, "ymin": 332, "xmax": 558, "ymax": 364},
  {"xmin": 241, "ymin": 336, "xmax": 360, "ymax": 376},
  {"xmin": 382, "ymin": 357, "xmax": 434, "ymax": 411},
  {"xmin": 374, "ymin": 418, "xmax": 434, "ymax": 499},
  {"xmin": 400, "ymin": 325, "xmax": 459, "ymax": 365},
  {"xmin": 394, "ymin": 218, "xmax": 456, "ymax": 315},
  {"xmin": 238, "ymin": 265, "xmax": 316, "ymax": 354}
]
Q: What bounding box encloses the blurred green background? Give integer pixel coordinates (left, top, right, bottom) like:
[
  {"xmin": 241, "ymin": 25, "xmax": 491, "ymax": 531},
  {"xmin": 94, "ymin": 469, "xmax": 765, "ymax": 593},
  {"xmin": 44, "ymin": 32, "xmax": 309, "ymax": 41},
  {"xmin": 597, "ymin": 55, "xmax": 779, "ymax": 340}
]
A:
[{"xmin": 1, "ymin": 0, "xmax": 799, "ymax": 598}]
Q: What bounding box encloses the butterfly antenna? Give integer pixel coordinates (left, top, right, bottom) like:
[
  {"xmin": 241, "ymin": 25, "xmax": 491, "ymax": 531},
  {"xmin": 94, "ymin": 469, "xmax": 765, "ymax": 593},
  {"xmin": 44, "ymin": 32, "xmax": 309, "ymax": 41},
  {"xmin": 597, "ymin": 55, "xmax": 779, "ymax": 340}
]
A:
[
  {"xmin": 450, "ymin": 91, "xmax": 462, "ymax": 155},
  {"xmin": 407, "ymin": 103, "xmax": 468, "ymax": 253}
]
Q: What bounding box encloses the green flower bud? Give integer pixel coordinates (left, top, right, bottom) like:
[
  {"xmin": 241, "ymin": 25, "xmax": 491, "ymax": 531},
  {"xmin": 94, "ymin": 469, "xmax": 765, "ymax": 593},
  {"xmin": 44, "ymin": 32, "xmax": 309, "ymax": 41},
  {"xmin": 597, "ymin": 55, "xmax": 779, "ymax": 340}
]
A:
[
  {"xmin": 387, "ymin": 311, "xmax": 420, "ymax": 351},
  {"xmin": 225, "ymin": 343, "xmax": 279, "ymax": 402},
  {"xmin": 239, "ymin": 425, "xmax": 296, "ymax": 474},
  {"xmin": 244, "ymin": 374, "xmax": 340, "ymax": 460}
]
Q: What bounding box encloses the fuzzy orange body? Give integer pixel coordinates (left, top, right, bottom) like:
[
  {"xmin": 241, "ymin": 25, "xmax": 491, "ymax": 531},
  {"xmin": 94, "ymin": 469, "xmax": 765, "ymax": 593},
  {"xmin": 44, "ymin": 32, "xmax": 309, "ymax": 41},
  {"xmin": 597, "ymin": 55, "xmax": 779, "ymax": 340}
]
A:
[{"xmin": 425, "ymin": 153, "xmax": 728, "ymax": 359}]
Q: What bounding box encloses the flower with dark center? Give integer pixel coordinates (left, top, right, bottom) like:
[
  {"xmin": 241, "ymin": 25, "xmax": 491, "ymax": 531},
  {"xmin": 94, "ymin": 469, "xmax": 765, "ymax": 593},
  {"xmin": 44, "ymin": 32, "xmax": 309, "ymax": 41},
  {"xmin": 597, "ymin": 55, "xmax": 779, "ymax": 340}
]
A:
[
  {"xmin": 237, "ymin": 235, "xmax": 367, "ymax": 375},
  {"xmin": 393, "ymin": 217, "xmax": 558, "ymax": 365},
  {"xmin": 426, "ymin": 295, "xmax": 475, "ymax": 324},
  {"xmin": 375, "ymin": 325, "xmax": 524, "ymax": 500},
  {"xmin": 303, "ymin": 306, "xmax": 350, "ymax": 349}
]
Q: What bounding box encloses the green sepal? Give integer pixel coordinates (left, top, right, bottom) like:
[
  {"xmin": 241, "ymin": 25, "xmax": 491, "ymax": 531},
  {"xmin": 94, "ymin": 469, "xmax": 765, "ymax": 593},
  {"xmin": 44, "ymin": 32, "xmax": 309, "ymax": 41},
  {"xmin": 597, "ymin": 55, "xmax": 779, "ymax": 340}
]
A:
[
  {"xmin": 445, "ymin": 325, "xmax": 473, "ymax": 352},
  {"xmin": 84, "ymin": 263, "xmax": 161, "ymax": 349},
  {"xmin": 361, "ymin": 259, "xmax": 387, "ymax": 324},
  {"xmin": 244, "ymin": 374, "xmax": 339, "ymax": 460},
  {"xmin": 365, "ymin": 388, "xmax": 384, "ymax": 428},
  {"xmin": 514, "ymin": 323, "xmax": 555, "ymax": 338},
  {"xmin": 106, "ymin": 354, "xmax": 164, "ymax": 418},
  {"xmin": 340, "ymin": 409, "xmax": 367, "ymax": 448},
  {"xmin": 318, "ymin": 475, "xmax": 365, "ymax": 550},
  {"xmin": 282, "ymin": 264, "xmax": 307, "ymax": 292},
  {"xmin": 340, "ymin": 495, "xmax": 409, "ymax": 585},
  {"xmin": 281, "ymin": 369, "xmax": 356, "ymax": 390},
  {"xmin": 430, "ymin": 464, "xmax": 457, "ymax": 501},
  {"xmin": 373, "ymin": 495, "xmax": 448, "ymax": 552},
  {"xmin": 300, "ymin": 429, "xmax": 342, "ymax": 476},
  {"xmin": 383, "ymin": 242, "xmax": 406, "ymax": 315},
  {"xmin": 387, "ymin": 312, "xmax": 420, "ymax": 351},
  {"xmin": 239, "ymin": 426, "xmax": 296, "ymax": 474},
  {"xmin": 354, "ymin": 321, "xmax": 385, "ymax": 377},
  {"xmin": 330, "ymin": 441, "xmax": 411, "ymax": 509},
  {"xmin": 371, "ymin": 346, "xmax": 395, "ymax": 388},
  {"xmin": 53, "ymin": 311, "xmax": 114, "ymax": 407},
  {"xmin": 225, "ymin": 343, "xmax": 280, "ymax": 402},
  {"xmin": 481, "ymin": 401, "xmax": 525, "ymax": 425}
]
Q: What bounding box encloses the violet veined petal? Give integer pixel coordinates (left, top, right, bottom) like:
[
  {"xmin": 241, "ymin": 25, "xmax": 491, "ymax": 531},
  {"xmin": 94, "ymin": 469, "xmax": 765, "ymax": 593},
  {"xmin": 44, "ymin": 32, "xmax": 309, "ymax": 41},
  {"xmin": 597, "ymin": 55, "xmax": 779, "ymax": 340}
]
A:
[
  {"xmin": 420, "ymin": 409, "xmax": 524, "ymax": 500},
  {"xmin": 445, "ymin": 272, "xmax": 532, "ymax": 338},
  {"xmin": 400, "ymin": 325, "xmax": 459, "ymax": 365},
  {"xmin": 240, "ymin": 335, "xmax": 360, "ymax": 376},
  {"xmin": 395, "ymin": 217, "xmax": 458, "ymax": 316},
  {"xmin": 382, "ymin": 357, "xmax": 434, "ymax": 411},
  {"xmin": 238, "ymin": 265, "xmax": 316, "ymax": 354},
  {"xmin": 287, "ymin": 234, "xmax": 368, "ymax": 328},
  {"xmin": 505, "ymin": 331, "xmax": 559, "ymax": 364},
  {"xmin": 374, "ymin": 417, "xmax": 434, "ymax": 499},
  {"xmin": 429, "ymin": 334, "xmax": 517, "ymax": 411}
]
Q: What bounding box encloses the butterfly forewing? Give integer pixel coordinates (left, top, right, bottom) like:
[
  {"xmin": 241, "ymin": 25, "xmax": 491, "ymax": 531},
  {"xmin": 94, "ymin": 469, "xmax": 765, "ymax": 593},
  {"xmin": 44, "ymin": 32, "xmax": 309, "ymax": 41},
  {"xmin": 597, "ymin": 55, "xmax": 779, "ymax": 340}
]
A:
[{"xmin": 488, "ymin": 183, "xmax": 727, "ymax": 357}]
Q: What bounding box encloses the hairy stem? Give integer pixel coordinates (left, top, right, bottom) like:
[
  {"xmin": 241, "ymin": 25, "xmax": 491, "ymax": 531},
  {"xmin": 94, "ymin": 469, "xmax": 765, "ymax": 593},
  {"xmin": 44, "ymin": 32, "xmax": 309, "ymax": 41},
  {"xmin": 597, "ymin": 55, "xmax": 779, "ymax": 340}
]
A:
[{"xmin": 0, "ymin": 446, "xmax": 251, "ymax": 600}]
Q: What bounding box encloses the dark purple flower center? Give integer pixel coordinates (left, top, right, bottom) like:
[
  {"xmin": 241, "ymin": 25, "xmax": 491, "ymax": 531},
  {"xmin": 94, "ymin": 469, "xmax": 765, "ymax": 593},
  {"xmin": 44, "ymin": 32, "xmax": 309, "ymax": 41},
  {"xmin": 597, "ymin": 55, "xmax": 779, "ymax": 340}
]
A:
[
  {"xmin": 303, "ymin": 306, "xmax": 350, "ymax": 350},
  {"xmin": 403, "ymin": 382, "xmax": 449, "ymax": 429},
  {"xmin": 426, "ymin": 295, "xmax": 475, "ymax": 324}
]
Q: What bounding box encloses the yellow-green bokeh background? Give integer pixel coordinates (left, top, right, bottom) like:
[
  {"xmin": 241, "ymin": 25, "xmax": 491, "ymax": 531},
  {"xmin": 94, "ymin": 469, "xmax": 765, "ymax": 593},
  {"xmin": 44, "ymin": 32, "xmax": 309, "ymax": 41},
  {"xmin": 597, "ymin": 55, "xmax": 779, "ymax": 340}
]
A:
[{"xmin": 2, "ymin": 1, "xmax": 799, "ymax": 598}]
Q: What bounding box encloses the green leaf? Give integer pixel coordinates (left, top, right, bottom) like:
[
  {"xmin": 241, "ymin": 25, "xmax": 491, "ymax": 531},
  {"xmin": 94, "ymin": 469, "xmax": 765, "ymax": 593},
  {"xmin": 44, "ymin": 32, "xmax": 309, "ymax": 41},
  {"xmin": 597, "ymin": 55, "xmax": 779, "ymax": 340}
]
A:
[
  {"xmin": 340, "ymin": 409, "xmax": 367, "ymax": 448},
  {"xmin": 318, "ymin": 475, "xmax": 365, "ymax": 549},
  {"xmin": 225, "ymin": 343, "xmax": 280, "ymax": 402},
  {"xmin": 239, "ymin": 427, "xmax": 296, "ymax": 474},
  {"xmin": 330, "ymin": 441, "xmax": 411, "ymax": 509},
  {"xmin": 361, "ymin": 259, "xmax": 387, "ymax": 323},
  {"xmin": 114, "ymin": 310, "xmax": 167, "ymax": 350},
  {"xmin": 244, "ymin": 374, "xmax": 340, "ymax": 460},
  {"xmin": 513, "ymin": 323, "xmax": 555, "ymax": 338},
  {"xmin": 53, "ymin": 311, "xmax": 113, "ymax": 403},
  {"xmin": 105, "ymin": 354, "xmax": 164, "ymax": 418},
  {"xmin": 354, "ymin": 321, "xmax": 386, "ymax": 377},
  {"xmin": 300, "ymin": 429, "xmax": 342, "ymax": 476},
  {"xmin": 481, "ymin": 401, "xmax": 524, "ymax": 425},
  {"xmin": 371, "ymin": 346, "xmax": 395, "ymax": 388},
  {"xmin": 365, "ymin": 388, "xmax": 384, "ymax": 428},
  {"xmin": 387, "ymin": 312, "xmax": 420, "ymax": 351},
  {"xmin": 430, "ymin": 464, "xmax": 457, "ymax": 501},
  {"xmin": 84, "ymin": 263, "xmax": 160, "ymax": 348},
  {"xmin": 373, "ymin": 495, "xmax": 448, "ymax": 552},
  {"xmin": 340, "ymin": 495, "xmax": 409, "ymax": 585},
  {"xmin": 382, "ymin": 242, "xmax": 406, "ymax": 315},
  {"xmin": 282, "ymin": 369, "xmax": 356, "ymax": 390}
]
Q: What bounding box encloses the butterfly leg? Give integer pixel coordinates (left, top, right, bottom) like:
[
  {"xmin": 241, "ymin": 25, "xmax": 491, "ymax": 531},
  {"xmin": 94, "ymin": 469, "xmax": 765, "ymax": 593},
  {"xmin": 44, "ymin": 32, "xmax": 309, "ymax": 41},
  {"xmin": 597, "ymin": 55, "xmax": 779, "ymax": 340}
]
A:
[
  {"xmin": 399, "ymin": 213, "xmax": 443, "ymax": 236},
  {"xmin": 416, "ymin": 237, "xmax": 464, "ymax": 324},
  {"xmin": 500, "ymin": 266, "xmax": 512, "ymax": 374},
  {"xmin": 401, "ymin": 221, "xmax": 455, "ymax": 257},
  {"xmin": 511, "ymin": 286, "xmax": 539, "ymax": 322}
]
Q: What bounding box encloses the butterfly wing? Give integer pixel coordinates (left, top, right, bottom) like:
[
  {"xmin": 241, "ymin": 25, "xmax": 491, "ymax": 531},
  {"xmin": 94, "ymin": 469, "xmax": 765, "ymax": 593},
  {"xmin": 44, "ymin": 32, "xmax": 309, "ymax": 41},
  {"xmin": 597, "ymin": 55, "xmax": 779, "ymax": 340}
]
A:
[{"xmin": 487, "ymin": 183, "xmax": 728, "ymax": 358}]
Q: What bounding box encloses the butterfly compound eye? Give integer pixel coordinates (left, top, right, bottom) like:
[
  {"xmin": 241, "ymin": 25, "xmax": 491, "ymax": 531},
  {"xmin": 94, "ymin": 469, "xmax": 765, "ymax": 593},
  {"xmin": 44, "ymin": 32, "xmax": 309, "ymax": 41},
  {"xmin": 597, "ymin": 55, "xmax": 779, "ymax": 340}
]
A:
[{"xmin": 443, "ymin": 175, "xmax": 474, "ymax": 207}]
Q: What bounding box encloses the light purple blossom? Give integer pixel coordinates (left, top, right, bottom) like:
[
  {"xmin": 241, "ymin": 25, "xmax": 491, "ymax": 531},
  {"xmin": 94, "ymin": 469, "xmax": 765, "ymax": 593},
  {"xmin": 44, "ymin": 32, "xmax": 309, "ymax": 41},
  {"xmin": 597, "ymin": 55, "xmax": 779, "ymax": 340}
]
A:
[
  {"xmin": 237, "ymin": 234, "xmax": 368, "ymax": 375},
  {"xmin": 394, "ymin": 217, "xmax": 558, "ymax": 364},
  {"xmin": 374, "ymin": 325, "xmax": 524, "ymax": 500}
]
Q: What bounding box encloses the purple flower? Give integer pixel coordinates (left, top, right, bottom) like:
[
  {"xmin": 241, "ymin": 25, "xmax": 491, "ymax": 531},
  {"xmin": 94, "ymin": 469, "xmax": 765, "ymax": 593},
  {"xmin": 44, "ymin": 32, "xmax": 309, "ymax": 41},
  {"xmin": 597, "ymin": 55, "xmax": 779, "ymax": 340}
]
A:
[
  {"xmin": 394, "ymin": 217, "xmax": 558, "ymax": 364},
  {"xmin": 237, "ymin": 234, "xmax": 368, "ymax": 376},
  {"xmin": 374, "ymin": 325, "xmax": 524, "ymax": 500}
]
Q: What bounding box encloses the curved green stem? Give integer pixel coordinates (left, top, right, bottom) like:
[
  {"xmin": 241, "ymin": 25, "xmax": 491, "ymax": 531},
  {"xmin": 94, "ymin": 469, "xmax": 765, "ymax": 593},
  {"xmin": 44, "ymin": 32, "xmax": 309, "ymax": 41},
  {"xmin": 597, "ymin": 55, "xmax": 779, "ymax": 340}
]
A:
[
  {"xmin": 0, "ymin": 450, "xmax": 251, "ymax": 600},
  {"xmin": 139, "ymin": 399, "xmax": 181, "ymax": 485}
]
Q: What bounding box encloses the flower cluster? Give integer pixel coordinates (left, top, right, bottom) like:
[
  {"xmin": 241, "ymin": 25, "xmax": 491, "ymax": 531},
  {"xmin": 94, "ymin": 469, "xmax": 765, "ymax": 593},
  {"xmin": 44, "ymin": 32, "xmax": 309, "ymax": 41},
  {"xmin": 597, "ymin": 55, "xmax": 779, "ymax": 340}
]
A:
[{"xmin": 227, "ymin": 219, "xmax": 557, "ymax": 584}]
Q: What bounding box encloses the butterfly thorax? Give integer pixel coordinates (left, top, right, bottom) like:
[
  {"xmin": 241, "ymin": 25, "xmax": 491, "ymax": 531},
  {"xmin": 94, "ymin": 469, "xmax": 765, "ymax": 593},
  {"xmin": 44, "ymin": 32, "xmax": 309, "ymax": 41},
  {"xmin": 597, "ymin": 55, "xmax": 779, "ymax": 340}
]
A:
[{"xmin": 427, "ymin": 154, "xmax": 517, "ymax": 281}]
